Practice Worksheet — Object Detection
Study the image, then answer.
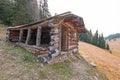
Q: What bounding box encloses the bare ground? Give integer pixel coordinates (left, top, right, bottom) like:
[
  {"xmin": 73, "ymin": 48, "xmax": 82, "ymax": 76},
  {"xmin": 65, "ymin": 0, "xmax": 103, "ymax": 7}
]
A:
[
  {"xmin": 0, "ymin": 40, "xmax": 107, "ymax": 80},
  {"xmin": 78, "ymin": 41, "xmax": 120, "ymax": 80}
]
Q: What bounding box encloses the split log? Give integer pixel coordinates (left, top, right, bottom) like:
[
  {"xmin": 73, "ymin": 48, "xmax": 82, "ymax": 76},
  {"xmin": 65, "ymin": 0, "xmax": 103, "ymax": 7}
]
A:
[
  {"xmin": 19, "ymin": 29, "xmax": 23, "ymax": 42},
  {"xmin": 25, "ymin": 29, "xmax": 31, "ymax": 45},
  {"xmin": 36, "ymin": 27, "xmax": 41, "ymax": 47}
]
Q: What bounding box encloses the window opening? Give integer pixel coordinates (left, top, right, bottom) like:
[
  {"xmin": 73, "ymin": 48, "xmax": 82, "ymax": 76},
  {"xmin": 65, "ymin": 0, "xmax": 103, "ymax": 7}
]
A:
[
  {"xmin": 21, "ymin": 29, "xmax": 28, "ymax": 43},
  {"xmin": 41, "ymin": 27, "xmax": 51, "ymax": 45},
  {"xmin": 9, "ymin": 30, "xmax": 20, "ymax": 42},
  {"xmin": 28, "ymin": 29, "xmax": 37, "ymax": 45}
]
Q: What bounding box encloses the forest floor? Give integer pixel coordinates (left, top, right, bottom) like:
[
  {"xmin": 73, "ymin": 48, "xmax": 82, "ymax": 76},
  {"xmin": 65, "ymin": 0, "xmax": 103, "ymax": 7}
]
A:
[
  {"xmin": 78, "ymin": 41, "xmax": 120, "ymax": 80},
  {"xmin": 0, "ymin": 26, "xmax": 107, "ymax": 80}
]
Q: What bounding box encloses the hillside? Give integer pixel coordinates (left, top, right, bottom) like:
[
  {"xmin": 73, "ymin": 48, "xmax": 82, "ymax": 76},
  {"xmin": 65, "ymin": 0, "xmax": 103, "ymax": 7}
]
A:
[
  {"xmin": 105, "ymin": 33, "xmax": 120, "ymax": 40},
  {"xmin": 78, "ymin": 41, "xmax": 120, "ymax": 80},
  {"xmin": 107, "ymin": 38, "xmax": 120, "ymax": 57},
  {"xmin": 0, "ymin": 26, "xmax": 107, "ymax": 80}
]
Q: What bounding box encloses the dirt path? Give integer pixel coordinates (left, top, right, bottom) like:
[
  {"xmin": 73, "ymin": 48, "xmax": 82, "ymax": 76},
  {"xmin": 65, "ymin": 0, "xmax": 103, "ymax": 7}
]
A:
[{"xmin": 78, "ymin": 41, "xmax": 120, "ymax": 80}]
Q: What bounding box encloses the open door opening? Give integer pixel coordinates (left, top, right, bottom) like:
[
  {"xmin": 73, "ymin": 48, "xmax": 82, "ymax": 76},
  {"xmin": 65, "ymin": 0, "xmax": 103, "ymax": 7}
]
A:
[{"xmin": 61, "ymin": 26, "xmax": 68, "ymax": 51}]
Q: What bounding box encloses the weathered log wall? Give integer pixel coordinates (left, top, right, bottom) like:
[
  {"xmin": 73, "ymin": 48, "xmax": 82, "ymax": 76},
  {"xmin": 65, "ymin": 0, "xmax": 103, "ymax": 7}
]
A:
[
  {"xmin": 7, "ymin": 12, "xmax": 86, "ymax": 64},
  {"xmin": 9, "ymin": 30, "xmax": 20, "ymax": 42}
]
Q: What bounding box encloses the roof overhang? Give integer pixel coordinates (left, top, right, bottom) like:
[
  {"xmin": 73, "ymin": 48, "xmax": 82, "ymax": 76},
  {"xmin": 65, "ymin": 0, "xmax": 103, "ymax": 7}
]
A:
[{"xmin": 8, "ymin": 11, "xmax": 86, "ymax": 33}]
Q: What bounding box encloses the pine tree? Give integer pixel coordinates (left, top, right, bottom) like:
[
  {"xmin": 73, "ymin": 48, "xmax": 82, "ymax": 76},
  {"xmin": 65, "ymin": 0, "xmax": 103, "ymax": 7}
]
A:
[
  {"xmin": 0, "ymin": 0, "xmax": 15, "ymax": 26},
  {"xmin": 0, "ymin": 0, "xmax": 52, "ymax": 26},
  {"xmin": 100, "ymin": 34, "xmax": 106, "ymax": 49},
  {"xmin": 12, "ymin": 0, "xmax": 33, "ymax": 26},
  {"xmin": 92, "ymin": 30, "xmax": 99, "ymax": 46},
  {"xmin": 87, "ymin": 29, "xmax": 92, "ymax": 43},
  {"xmin": 80, "ymin": 29, "xmax": 110, "ymax": 50},
  {"xmin": 26, "ymin": 0, "xmax": 40, "ymax": 22},
  {"xmin": 39, "ymin": 0, "xmax": 51, "ymax": 19},
  {"xmin": 79, "ymin": 30, "xmax": 88, "ymax": 42},
  {"xmin": 106, "ymin": 43, "xmax": 110, "ymax": 50}
]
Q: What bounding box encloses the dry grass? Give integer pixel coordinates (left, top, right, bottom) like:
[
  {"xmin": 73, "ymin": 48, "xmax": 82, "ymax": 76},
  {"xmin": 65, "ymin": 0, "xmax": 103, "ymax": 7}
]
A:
[
  {"xmin": 0, "ymin": 24, "xmax": 7, "ymax": 39},
  {"xmin": 0, "ymin": 42, "xmax": 107, "ymax": 80},
  {"xmin": 107, "ymin": 38, "xmax": 120, "ymax": 57},
  {"xmin": 78, "ymin": 41, "xmax": 120, "ymax": 80}
]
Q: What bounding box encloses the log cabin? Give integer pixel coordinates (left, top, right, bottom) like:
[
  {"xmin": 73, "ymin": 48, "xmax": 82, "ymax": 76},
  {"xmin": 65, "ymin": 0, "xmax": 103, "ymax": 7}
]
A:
[{"xmin": 6, "ymin": 12, "xmax": 86, "ymax": 63}]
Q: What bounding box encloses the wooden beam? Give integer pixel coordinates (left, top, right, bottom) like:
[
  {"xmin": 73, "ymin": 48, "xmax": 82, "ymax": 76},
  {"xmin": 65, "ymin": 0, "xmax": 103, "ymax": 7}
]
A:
[
  {"xmin": 19, "ymin": 29, "xmax": 23, "ymax": 42},
  {"xmin": 59, "ymin": 25, "xmax": 61, "ymax": 52},
  {"xmin": 36, "ymin": 27, "xmax": 41, "ymax": 47},
  {"xmin": 25, "ymin": 29, "xmax": 31, "ymax": 45}
]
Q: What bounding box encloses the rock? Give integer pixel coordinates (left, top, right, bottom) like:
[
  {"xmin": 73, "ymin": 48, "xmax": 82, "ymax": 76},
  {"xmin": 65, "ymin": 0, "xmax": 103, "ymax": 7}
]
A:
[
  {"xmin": 94, "ymin": 76, "xmax": 98, "ymax": 80},
  {"xmin": 38, "ymin": 56, "xmax": 47, "ymax": 63},
  {"xmin": 72, "ymin": 48, "xmax": 78, "ymax": 53},
  {"xmin": 0, "ymin": 50, "xmax": 2, "ymax": 52},
  {"xmin": 11, "ymin": 72, "xmax": 14, "ymax": 75},
  {"xmin": 40, "ymin": 63, "xmax": 44, "ymax": 67},
  {"xmin": 90, "ymin": 62, "xmax": 97, "ymax": 67},
  {"xmin": 49, "ymin": 46, "xmax": 55, "ymax": 51}
]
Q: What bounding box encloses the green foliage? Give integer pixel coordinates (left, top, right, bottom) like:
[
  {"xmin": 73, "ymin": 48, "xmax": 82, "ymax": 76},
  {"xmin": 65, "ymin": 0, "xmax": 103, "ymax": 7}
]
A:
[
  {"xmin": 0, "ymin": 0, "xmax": 51, "ymax": 26},
  {"xmin": 92, "ymin": 30, "xmax": 99, "ymax": 46},
  {"xmin": 79, "ymin": 30, "xmax": 93, "ymax": 43},
  {"xmin": 0, "ymin": 0, "xmax": 15, "ymax": 26},
  {"xmin": 39, "ymin": 0, "xmax": 51, "ymax": 19},
  {"xmin": 51, "ymin": 60, "xmax": 71, "ymax": 75},
  {"xmin": 0, "ymin": 0, "xmax": 34, "ymax": 26},
  {"xmin": 12, "ymin": 0, "xmax": 34, "ymax": 26},
  {"xmin": 21, "ymin": 53, "xmax": 35, "ymax": 62},
  {"xmin": 106, "ymin": 43, "xmax": 110, "ymax": 50},
  {"xmin": 98, "ymin": 34, "xmax": 106, "ymax": 49},
  {"xmin": 80, "ymin": 29, "xmax": 110, "ymax": 50},
  {"xmin": 5, "ymin": 45, "xmax": 36, "ymax": 63}
]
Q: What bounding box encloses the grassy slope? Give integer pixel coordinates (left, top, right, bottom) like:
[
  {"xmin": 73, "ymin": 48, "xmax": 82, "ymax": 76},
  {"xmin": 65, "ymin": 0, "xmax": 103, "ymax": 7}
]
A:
[
  {"xmin": 107, "ymin": 38, "xmax": 120, "ymax": 57},
  {"xmin": 78, "ymin": 41, "xmax": 120, "ymax": 80},
  {"xmin": 0, "ymin": 25, "xmax": 6, "ymax": 39},
  {"xmin": 0, "ymin": 26, "xmax": 107, "ymax": 80}
]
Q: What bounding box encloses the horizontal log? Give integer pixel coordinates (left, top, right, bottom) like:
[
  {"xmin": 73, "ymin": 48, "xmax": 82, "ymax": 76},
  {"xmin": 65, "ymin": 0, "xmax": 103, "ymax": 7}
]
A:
[
  {"xmin": 68, "ymin": 45, "xmax": 78, "ymax": 49},
  {"xmin": 68, "ymin": 42, "xmax": 78, "ymax": 46},
  {"xmin": 68, "ymin": 47, "xmax": 78, "ymax": 51},
  {"xmin": 37, "ymin": 50, "xmax": 49, "ymax": 55},
  {"xmin": 51, "ymin": 35, "xmax": 59, "ymax": 39}
]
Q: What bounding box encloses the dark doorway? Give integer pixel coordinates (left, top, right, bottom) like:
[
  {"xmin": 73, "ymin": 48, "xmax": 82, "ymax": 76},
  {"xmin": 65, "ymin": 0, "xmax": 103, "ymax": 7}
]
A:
[{"xmin": 61, "ymin": 26, "xmax": 68, "ymax": 51}]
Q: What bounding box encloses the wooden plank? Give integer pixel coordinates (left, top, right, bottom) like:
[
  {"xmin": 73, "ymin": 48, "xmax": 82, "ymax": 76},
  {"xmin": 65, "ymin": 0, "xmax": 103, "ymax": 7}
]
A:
[
  {"xmin": 19, "ymin": 29, "xmax": 23, "ymax": 42},
  {"xmin": 61, "ymin": 26, "xmax": 68, "ymax": 51},
  {"xmin": 25, "ymin": 29, "xmax": 31, "ymax": 45},
  {"xmin": 59, "ymin": 25, "xmax": 62, "ymax": 52},
  {"xmin": 36, "ymin": 27, "xmax": 41, "ymax": 47}
]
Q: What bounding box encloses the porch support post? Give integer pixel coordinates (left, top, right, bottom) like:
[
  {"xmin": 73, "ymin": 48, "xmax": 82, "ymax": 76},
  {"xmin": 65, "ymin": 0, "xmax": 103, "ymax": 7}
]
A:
[
  {"xmin": 36, "ymin": 27, "xmax": 41, "ymax": 47},
  {"xmin": 19, "ymin": 29, "xmax": 23, "ymax": 42},
  {"xmin": 25, "ymin": 29, "xmax": 31, "ymax": 45},
  {"xmin": 59, "ymin": 25, "xmax": 62, "ymax": 52}
]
